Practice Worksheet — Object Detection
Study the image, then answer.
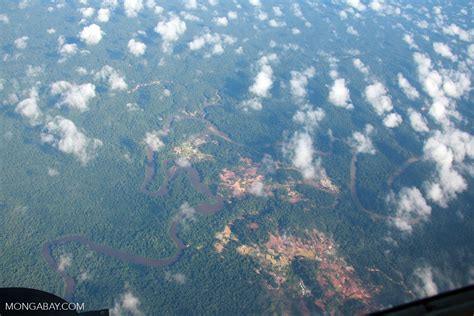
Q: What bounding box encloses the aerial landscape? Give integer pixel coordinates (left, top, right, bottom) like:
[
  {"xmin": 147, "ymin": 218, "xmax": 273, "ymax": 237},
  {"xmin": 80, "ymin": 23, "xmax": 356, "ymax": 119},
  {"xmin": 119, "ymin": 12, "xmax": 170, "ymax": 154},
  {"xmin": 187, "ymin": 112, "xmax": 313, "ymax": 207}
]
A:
[{"xmin": 0, "ymin": 0, "xmax": 473, "ymax": 314}]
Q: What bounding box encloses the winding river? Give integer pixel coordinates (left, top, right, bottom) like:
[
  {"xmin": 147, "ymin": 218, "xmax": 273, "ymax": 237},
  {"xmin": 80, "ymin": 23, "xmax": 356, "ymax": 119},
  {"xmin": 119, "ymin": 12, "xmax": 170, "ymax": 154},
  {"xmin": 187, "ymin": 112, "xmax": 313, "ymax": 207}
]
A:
[{"xmin": 42, "ymin": 145, "xmax": 224, "ymax": 301}]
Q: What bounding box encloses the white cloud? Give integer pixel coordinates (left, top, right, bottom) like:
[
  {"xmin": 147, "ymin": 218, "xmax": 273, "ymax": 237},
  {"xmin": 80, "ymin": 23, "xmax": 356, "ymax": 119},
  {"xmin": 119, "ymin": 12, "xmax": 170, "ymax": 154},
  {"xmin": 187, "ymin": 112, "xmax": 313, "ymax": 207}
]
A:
[
  {"xmin": 268, "ymin": 19, "xmax": 286, "ymax": 28},
  {"xmin": 177, "ymin": 202, "xmax": 196, "ymax": 224},
  {"xmin": 290, "ymin": 66, "xmax": 316, "ymax": 100},
  {"xmin": 256, "ymin": 10, "xmax": 267, "ymax": 21},
  {"xmin": 154, "ymin": 15, "xmax": 187, "ymax": 53},
  {"xmin": 397, "ymin": 73, "xmax": 419, "ymax": 100},
  {"xmin": 128, "ymin": 39, "xmax": 146, "ymax": 56},
  {"xmin": 188, "ymin": 32, "xmax": 235, "ymax": 56},
  {"xmin": 165, "ymin": 271, "xmax": 187, "ymax": 284},
  {"xmin": 79, "ymin": 24, "xmax": 103, "ymax": 45},
  {"xmin": 249, "ymin": 180, "xmax": 265, "ymax": 196},
  {"xmin": 213, "ymin": 16, "xmax": 228, "ymax": 26},
  {"xmin": 50, "ymin": 81, "xmax": 96, "ymax": 111},
  {"xmin": 48, "ymin": 168, "xmax": 60, "ymax": 176},
  {"xmin": 110, "ymin": 291, "xmax": 143, "ymax": 316},
  {"xmin": 433, "ymin": 42, "xmax": 457, "ymax": 62},
  {"xmin": 249, "ymin": 0, "xmax": 261, "ymax": 7},
  {"xmin": 346, "ymin": 0, "xmax": 366, "ymax": 11},
  {"xmin": 423, "ymin": 128, "xmax": 473, "ymax": 207},
  {"xmin": 184, "ymin": 0, "xmax": 198, "ymax": 9},
  {"xmin": 176, "ymin": 157, "xmax": 191, "ymax": 168},
  {"xmin": 284, "ymin": 131, "xmax": 326, "ymax": 180},
  {"xmin": 15, "ymin": 87, "xmax": 42, "ymax": 125},
  {"xmin": 413, "ymin": 266, "xmax": 438, "ymax": 298},
  {"xmin": 94, "ymin": 65, "xmax": 128, "ymax": 91},
  {"xmin": 346, "ymin": 26, "xmax": 359, "ymax": 36},
  {"xmin": 227, "ymin": 11, "xmax": 237, "ymax": 19},
  {"xmin": 57, "ymin": 253, "xmax": 72, "ymax": 272},
  {"xmin": 97, "ymin": 8, "xmax": 110, "ymax": 22},
  {"xmin": 80, "ymin": 7, "xmax": 95, "ymax": 18},
  {"xmin": 272, "ymin": 6, "xmax": 282, "ymax": 16},
  {"xmin": 0, "ymin": 14, "xmax": 9, "ymax": 24},
  {"xmin": 41, "ymin": 116, "xmax": 103, "ymax": 164},
  {"xmin": 468, "ymin": 44, "xmax": 474, "ymax": 60},
  {"xmin": 383, "ymin": 112, "xmax": 402, "ymax": 128},
  {"xmin": 249, "ymin": 54, "xmax": 277, "ymax": 98},
  {"xmin": 413, "ymin": 52, "xmax": 471, "ymax": 124},
  {"xmin": 328, "ymin": 78, "xmax": 353, "ymax": 109},
  {"xmin": 58, "ymin": 36, "xmax": 78, "ymax": 61},
  {"xmin": 442, "ymin": 23, "xmax": 471, "ymax": 42},
  {"xmin": 145, "ymin": 0, "xmax": 163, "ymax": 14},
  {"xmin": 239, "ymin": 98, "xmax": 262, "ymax": 111},
  {"xmin": 143, "ymin": 131, "xmax": 164, "ymax": 151},
  {"xmin": 293, "ymin": 105, "xmax": 325, "ymax": 133},
  {"xmin": 353, "ymin": 58, "xmax": 369, "ymax": 76},
  {"xmin": 349, "ymin": 124, "xmax": 376, "ymax": 154},
  {"xmin": 124, "ymin": 0, "xmax": 143, "ymax": 17},
  {"xmin": 364, "ymin": 81, "xmax": 393, "ymax": 115},
  {"xmin": 388, "ymin": 187, "xmax": 431, "ymax": 233},
  {"xmin": 102, "ymin": 0, "xmax": 119, "ymax": 8},
  {"xmin": 14, "ymin": 36, "xmax": 29, "ymax": 49},
  {"xmin": 403, "ymin": 33, "xmax": 419, "ymax": 50},
  {"xmin": 408, "ymin": 109, "xmax": 429, "ymax": 133}
]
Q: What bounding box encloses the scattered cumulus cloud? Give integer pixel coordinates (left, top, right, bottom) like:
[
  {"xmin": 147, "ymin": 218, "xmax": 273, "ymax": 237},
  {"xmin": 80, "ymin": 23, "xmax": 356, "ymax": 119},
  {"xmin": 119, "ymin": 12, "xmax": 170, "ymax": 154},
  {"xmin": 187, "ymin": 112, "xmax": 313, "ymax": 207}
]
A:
[
  {"xmin": 80, "ymin": 7, "xmax": 95, "ymax": 19},
  {"xmin": 364, "ymin": 81, "xmax": 393, "ymax": 115},
  {"xmin": 50, "ymin": 81, "xmax": 96, "ymax": 111},
  {"xmin": 227, "ymin": 11, "xmax": 237, "ymax": 20},
  {"xmin": 433, "ymin": 42, "xmax": 457, "ymax": 62},
  {"xmin": 387, "ymin": 187, "xmax": 432, "ymax": 233},
  {"xmin": 353, "ymin": 58, "xmax": 369, "ymax": 76},
  {"xmin": 403, "ymin": 33, "xmax": 419, "ymax": 50},
  {"xmin": 165, "ymin": 271, "xmax": 187, "ymax": 284},
  {"xmin": 290, "ymin": 67, "xmax": 315, "ymax": 101},
  {"xmin": 383, "ymin": 112, "xmax": 403, "ymax": 128},
  {"xmin": 124, "ymin": 0, "xmax": 143, "ymax": 18},
  {"xmin": 249, "ymin": 180, "xmax": 265, "ymax": 196},
  {"xmin": 188, "ymin": 32, "xmax": 236, "ymax": 56},
  {"xmin": 128, "ymin": 39, "xmax": 146, "ymax": 56},
  {"xmin": 58, "ymin": 36, "xmax": 78, "ymax": 61},
  {"xmin": 328, "ymin": 78, "xmax": 353, "ymax": 109},
  {"xmin": 213, "ymin": 16, "xmax": 228, "ymax": 27},
  {"xmin": 250, "ymin": 54, "xmax": 277, "ymax": 98},
  {"xmin": 94, "ymin": 65, "xmax": 128, "ymax": 91},
  {"xmin": 0, "ymin": 14, "xmax": 9, "ymax": 24},
  {"xmin": 15, "ymin": 87, "xmax": 42, "ymax": 125},
  {"xmin": 408, "ymin": 109, "xmax": 429, "ymax": 133},
  {"xmin": 283, "ymin": 131, "xmax": 326, "ymax": 180},
  {"xmin": 154, "ymin": 15, "xmax": 187, "ymax": 53},
  {"xmin": 41, "ymin": 116, "xmax": 103, "ymax": 164},
  {"xmin": 423, "ymin": 128, "xmax": 473, "ymax": 207},
  {"xmin": 14, "ymin": 36, "xmax": 29, "ymax": 49},
  {"xmin": 110, "ymin": 291, "xmax": 143, "ymax": 316},
  {"xmin": 143, "ymin": 131, "xmax": 164, "ymax": 151},
  {"xmin": 57, "ymin": 253, "xmax": 72, "ymax": 272},
  {"xmin": 346, "ymin": 0, "xmax": 366, "ymax": 11},
  {"xmin": 97, "ymin": 8, "xmax": 111, "ymax": 22},
  {"xmin": 184, "ymin": 0, "xmax": 198, "ymax": 10},
  {"xmin": 349, "ymin": 124, "xmax": 376, "ymax": 154},
  {"xmin": 293, "ymin": 104, "xmax": 325, "ymax": 134},
  {"xmin": 413, "ymin": 266, "xmax": 438, "ymax": 298},
  {"xmin": 397, "ymin": 73, "xmax": 419, "ymax": 100},
  {"xmin": 79, "ymin": 24, "xmax": 103, "ymax": 45},
  {"xmin": 346, "ymin": 26, "xmax": 359, "ymax": 36},
  {"xmin": 442, "ymin": 24, "xmax": 471, "ymax": 42},
  {"xmin": 249, "ymin": 0, "xmax": 261, "ymax": 7}
]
